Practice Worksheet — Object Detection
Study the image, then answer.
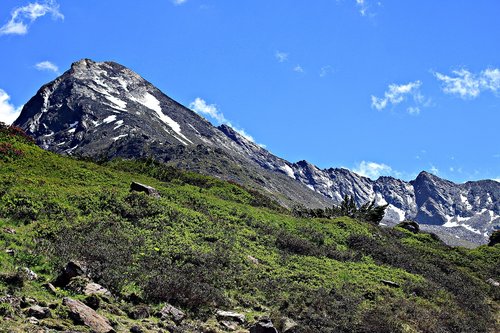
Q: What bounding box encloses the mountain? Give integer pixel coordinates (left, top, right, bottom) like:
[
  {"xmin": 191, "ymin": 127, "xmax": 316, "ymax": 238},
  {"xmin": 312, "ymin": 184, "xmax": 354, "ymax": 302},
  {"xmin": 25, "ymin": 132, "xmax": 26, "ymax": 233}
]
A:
[{"xmin": 13, "ymin": 59, "xmax": 500, "ymax": 245}]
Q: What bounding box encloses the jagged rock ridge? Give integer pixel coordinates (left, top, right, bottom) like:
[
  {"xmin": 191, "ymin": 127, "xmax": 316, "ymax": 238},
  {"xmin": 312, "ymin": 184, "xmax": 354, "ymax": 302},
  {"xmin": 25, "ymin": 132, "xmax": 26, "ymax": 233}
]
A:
[{"xmin": 14, "ymin": 59, "xmax": 500, "ymax": 245}]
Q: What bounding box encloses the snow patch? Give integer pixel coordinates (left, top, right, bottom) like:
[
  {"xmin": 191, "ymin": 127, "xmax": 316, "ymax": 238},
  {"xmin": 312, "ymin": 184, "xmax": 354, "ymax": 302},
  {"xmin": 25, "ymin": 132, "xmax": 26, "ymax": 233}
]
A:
[
  {"xmin": 280, "ymin": 164, "xmax": 296, "ymax": 179},
  {"xmin": 103, "ymin": 115, "xmax": 117, "ymax": 124},
  {"xmin": 112, "ymin": 134, "xmax": 128, "ymax": 141},
  {"xmin": 113, "ymin": 120, "xmax": 124, "ymax": 130},
  {"xmin": 132, "ymin": 92, "xmax": 192, "ymax": 145}
]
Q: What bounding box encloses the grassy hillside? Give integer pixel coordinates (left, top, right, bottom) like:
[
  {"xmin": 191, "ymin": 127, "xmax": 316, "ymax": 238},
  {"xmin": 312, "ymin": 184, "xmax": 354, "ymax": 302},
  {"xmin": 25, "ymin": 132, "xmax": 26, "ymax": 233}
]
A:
[{"xmin": 0, "ymin": 125, "xmax": 499, "ymax": 333}]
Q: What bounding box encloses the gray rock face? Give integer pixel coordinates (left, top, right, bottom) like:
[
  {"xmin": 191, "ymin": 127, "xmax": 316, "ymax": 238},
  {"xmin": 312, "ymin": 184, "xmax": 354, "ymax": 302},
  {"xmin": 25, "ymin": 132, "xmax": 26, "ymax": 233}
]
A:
[{"xmin": 14, "ymin": 59, "xmax": 500, "ymax": 245}]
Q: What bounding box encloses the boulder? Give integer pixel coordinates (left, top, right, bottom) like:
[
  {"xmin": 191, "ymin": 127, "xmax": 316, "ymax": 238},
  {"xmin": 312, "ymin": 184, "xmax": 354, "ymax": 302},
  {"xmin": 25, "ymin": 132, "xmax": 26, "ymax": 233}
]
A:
[
  {"xmin": 127, "ymin": 304, "xmax": 151, "ymax": 320},
  {"xmin": 130, "ymin": 182, "xmax": 161, "ymax": 198},
  {"xmin": 381, "ymin": 280, "xmax": 400, "ymax": 288},
  {"xmin": 63, "ymin": 297, "xmax": 114, "ymax": 333},
  {"xmin": 396, "ymin": 220, "xmax": 420, "ymax": 234},
  {"xmin": 216, "ymin": 310, "xmax": 245, "ymax": 324},
  {"xmin": 2, "ymin": 227, "xmax": 16, "ymax": 234},
  {"xmin": 130, "ymin": 326, "xmax": 144, "ymax": 333},
  {"xmin": 250, "ymin": 318, "xmax": 278, "ymax": 333},
  {"xmin": 54, "ymin": 261, "xmax": 87, "ymax": 287},
  {"xmin": 280, "ymin": 317, "xmax": 298, "ymax": 333},
  {"xmin": 486, "ymin": 278, "xmax": 499, "ymax": 287},
  {"xmin": 19, "ymin": 267, "xmax": 38, "ymax": 281},
  {"xmin": 157, "ymin": 304, "xmax": 185, "ymax": 323},
  {"xmin": 25, "ymin": 305, "xmax": 51, "ymax": 319}
]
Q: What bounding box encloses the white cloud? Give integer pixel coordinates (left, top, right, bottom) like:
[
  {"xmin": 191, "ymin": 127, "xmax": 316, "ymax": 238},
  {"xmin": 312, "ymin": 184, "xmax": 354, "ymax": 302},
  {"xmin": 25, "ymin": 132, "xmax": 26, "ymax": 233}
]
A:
[
  {"xmin": 371, "ymin": 81, "xmax": 426, "ymax": 114},
  {"xmin": 0, "ymin": 0, "xmax": 63, "ymax": 36},
  {"xmin": 0, "ymin": 89, "xmax": 23, "ymax": 125},
  {"xmin": 275, "ymin": 51, "xmax": 288, "ymax": 63},
  {"xmin": 35, "ymin": 60, "xmax": 59, "ymax": 73},
  {"xmin": 434, "ymin": 67, "xmax": 500, "ymax": 99},
  {"xmin": 172, "ymin": 0, "xmax": 187, "ymax": 5},
  {"xmin": 353, "ymin": 161, "xmax": 392, "ymax": 179},
  {"xmin": 319, "ymin": 66, "xmax": 333, "ymax": 77},
  {"xmin": 293, "ymin": 65, "xmax": 304, "ymax": 73},
  {"xmin": 429, "ymin": 165, "xmax": 439, "ymax": 175},
  {"xmin": 407, "ymin": 106, "xmax": 420, "ymax": 115},
  {"xmin": 355, "ymin": 0, "xmax": 369, "ymax": 16},
  {"xmin": 189, "ymin": 97, "xmax": 258, "ymax": 144}
]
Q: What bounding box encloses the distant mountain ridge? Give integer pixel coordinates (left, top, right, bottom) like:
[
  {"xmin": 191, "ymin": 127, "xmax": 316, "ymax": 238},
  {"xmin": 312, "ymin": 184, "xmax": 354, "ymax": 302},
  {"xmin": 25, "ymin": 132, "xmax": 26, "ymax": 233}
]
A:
[{"xmin": 14, "ymin": 59, "xmax": 500, "ymax": 245}]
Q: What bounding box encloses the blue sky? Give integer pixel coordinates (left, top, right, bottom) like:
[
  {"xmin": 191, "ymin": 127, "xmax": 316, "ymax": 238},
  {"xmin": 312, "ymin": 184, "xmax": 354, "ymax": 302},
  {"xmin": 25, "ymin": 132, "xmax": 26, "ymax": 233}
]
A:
[{"xmin": 0, "ymin": 0, "xmax": 499, "ymax": 182}]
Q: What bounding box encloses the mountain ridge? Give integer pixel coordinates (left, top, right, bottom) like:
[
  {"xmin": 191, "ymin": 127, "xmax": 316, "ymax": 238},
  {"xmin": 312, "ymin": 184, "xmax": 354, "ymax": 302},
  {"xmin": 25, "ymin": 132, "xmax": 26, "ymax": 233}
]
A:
[{"xmin": 14, "ymin": 58, "xmax": 500, "ymax": 245}]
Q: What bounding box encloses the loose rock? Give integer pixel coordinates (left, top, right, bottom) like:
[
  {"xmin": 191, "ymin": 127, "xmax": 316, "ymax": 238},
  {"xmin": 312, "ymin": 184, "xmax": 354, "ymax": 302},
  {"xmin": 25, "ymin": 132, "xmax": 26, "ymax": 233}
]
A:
[
  {"xmin": 250, "ymin": 318, "xmax": 278, "ymax": 333},
  {"xmin": 381, "ymin": 280, "xmax": 400, "ymax": 288},
  {"xmin": 216, "ymin": 310, "xmax": 245, "ymax": 324},
  {"xmin": 63, "ymin": 297, "xmax": 114, "ymax": 333},
  {"xmin": 130, "ymin": 182, "xmax": 161, "ymax": 198},
  {"xmin": 157, "ymin": 304, "xmax": 185, "ymax": 323},
  {"xmin": 54, "ymin": 261, "xmax": 87, "ymax": 287},
  {"xmin": 25, "ymin": 305, "xmax": 51, "ymax": 319}
]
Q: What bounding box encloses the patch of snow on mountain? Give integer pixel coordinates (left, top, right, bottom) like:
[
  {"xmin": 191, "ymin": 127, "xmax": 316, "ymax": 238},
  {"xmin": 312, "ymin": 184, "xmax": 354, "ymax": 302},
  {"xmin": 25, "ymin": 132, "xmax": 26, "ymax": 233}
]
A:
[
  {"xmin": 105, "ymin": 95, "xmax": 127, "ymax": 110},
  {"xmin": 113, "ymin": 120, "xmax": 124, "ymax": 130},
  {"xmin": 113, "ymin": 134, "xmax": 128, "ymax": 141},
  {"xmin": 103, "ymin": 115, "xmax": 117, "ymax": 124},
  {"xmin": 280, "ymin": 164, "xmax": 296, "ymax": 179},
  {"xmin": 133, "ymin": 92, "xmax": 192, "ymax": 145},
  {"xmin": 386, "ymin": 204, "xmax": 405, "ymax": 221}
]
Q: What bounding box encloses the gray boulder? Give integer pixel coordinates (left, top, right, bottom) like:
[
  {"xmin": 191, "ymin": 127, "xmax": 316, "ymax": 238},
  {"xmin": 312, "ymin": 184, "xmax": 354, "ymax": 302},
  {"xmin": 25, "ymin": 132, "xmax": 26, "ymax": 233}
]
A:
[
  {"xmin": 63, "ymin": 297, "xmax": 114, "ymax": 333},
  {"xmin": 130, "ymin": 182, "xmax": 161, "ymax": 198},
  {"xmin": 250, "ymin": 318, "xmax": 278, "ymax": 333}
]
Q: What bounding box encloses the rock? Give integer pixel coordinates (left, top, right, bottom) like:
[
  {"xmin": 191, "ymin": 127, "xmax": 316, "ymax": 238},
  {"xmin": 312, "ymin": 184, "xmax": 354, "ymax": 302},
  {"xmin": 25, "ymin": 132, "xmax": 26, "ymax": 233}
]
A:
[
  {"xmin": 216, "ymin": 310, "xmax": 245, "ymax": 324},
  {"xmin": 25, "ymin": 305, "xmax": 51, "ymax": 319},
  {"xmin": 127, "ymin": 304, "xmax": 151, "ymax": 320},
  {"xmin": 250, "ymin": 318, "xmax": 278, "ymax": 333},
  {"xmin": 19, "ymin": 267, "xmax": 38, "ymax": 280},
  {"xmin": 63, "ymin": 297, "xmax": 114, "ymax": 333},
  {"xmin": 130, "ymin": 182, "xmax": 161, "ymax": 198},
  {"xmin": 84, "ymin": 295, "xmax": 101, "ymax": 310},
  {"xmin": 43, "ymin": 282, "xmax": 58, "ymax": 295},
  {"xmin": 5, "ymin": 249, "xmax": 15, "ymax": 256},
  {"xmin": 247, "ymin": 255, "xmax": 259, "ymax": 265},
  {"xmin": 26, "ymin": 316, "xmax": 39, "ymax": 325},
  {"xmin": 280, "ymin": 317, "xmax": 298, "ymax": 333},
  {"xmin": 220, "ymin": 320, "xmax": 239, "ymax": 330},
  {"xmin": 66, "ymin": 276, "xmax": 112, "ymax": 298},
  {"xmin": 157, "ymin": 304, "xmax": 185, "ymax": 323},
  {"xmin": 84, "ymin": 282, "xmax": 112, "ymax": 297},
  {"xmin": 381, "ymin": 280, "xmax": 400, "ymax": 288},
  {"xmin": 54, "ymin": 261, "xmax": 87, "ymax": 287},
  {"xmin": 20, "ymin": 296, "xmax": 37, "ymax": 308},
  {"xmin": 396, "ymin": 220, "xmax": 420, "ymax": 234},
  {"xmin": 130, "ymin": 326, "xmax": 144, "ymax": 333},
  {"xmin": 486, "ymin": 278, "xmax": 499, "ymax": 287},
  {"xmin": 2, "ymin": 227, "xmax": 16, "ymax": 234}
]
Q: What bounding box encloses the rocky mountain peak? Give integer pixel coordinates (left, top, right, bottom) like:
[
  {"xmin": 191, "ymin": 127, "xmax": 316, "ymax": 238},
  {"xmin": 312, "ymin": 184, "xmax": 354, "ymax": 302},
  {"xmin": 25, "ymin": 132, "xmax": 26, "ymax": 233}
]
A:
[{"xmin": 13, "ymin": 59, "xmax": 500, "ymax": 246}]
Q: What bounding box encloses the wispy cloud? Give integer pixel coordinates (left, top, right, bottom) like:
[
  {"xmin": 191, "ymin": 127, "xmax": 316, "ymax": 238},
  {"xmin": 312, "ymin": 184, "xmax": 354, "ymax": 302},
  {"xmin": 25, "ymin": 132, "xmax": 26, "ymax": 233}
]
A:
[
  {"xmin": 319, "ymin": 65, "xmax": 334, "ymax": 77},
  {"xmin": 293, "ymin": 65, "xmax": 304, "ymax": 73},
  {"xmin": 434, "ymin": 68, "xmax": 500, "ymax": 99},
  {"xmin": 275, "ymin": 51, "xmax": 288, "ymax": 63},
  {"xmin": 429, "ymin": 165, "xmax": 439, "ymax": 175},
  {"xmin": 35, "ymin": 60, "xmax": 59, "ymax": 74},
  {"xmin": 0, "ymin": 0, "xmax": 63, "ymax": 36},
  {"xmin": 371, "ymin": 81, "xmax": 427, "ymax": 114},
  {"xmin": 189, "ymin": 97, "xmax": 259, "ymax": 144},
  {"xmin": 353, "ymin": 161, "xmax": 392, "ymax": 179},
  {"xmin": 172, "ymin": 0, "xmax": 187, "ymax": 5},
  {"xmin": 0, "ymin": 89, "xmax": 23, "ymax": 125}
]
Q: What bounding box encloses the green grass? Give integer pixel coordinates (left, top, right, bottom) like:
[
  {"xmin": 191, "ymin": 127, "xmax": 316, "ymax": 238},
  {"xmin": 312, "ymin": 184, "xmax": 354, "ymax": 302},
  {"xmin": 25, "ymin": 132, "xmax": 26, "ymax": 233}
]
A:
[{"xmin": 0, "ymin": 127, "xmax": 499, "ymax": 333}]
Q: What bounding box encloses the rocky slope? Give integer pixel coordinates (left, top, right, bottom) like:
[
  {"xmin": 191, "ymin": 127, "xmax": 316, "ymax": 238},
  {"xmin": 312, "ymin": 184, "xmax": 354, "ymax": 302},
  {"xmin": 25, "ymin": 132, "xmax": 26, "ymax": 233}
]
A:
[{"xmin": 13, "ymin": 59, "xmax": 500, "ymax": 245}]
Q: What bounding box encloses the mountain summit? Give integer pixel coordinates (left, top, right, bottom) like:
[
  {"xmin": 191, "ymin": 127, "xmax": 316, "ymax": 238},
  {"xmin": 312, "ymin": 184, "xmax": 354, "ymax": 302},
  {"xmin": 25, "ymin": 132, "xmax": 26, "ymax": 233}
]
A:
[{"xmin": 14, "ymin": 59, "xmax": 500, "ymax": 245}]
